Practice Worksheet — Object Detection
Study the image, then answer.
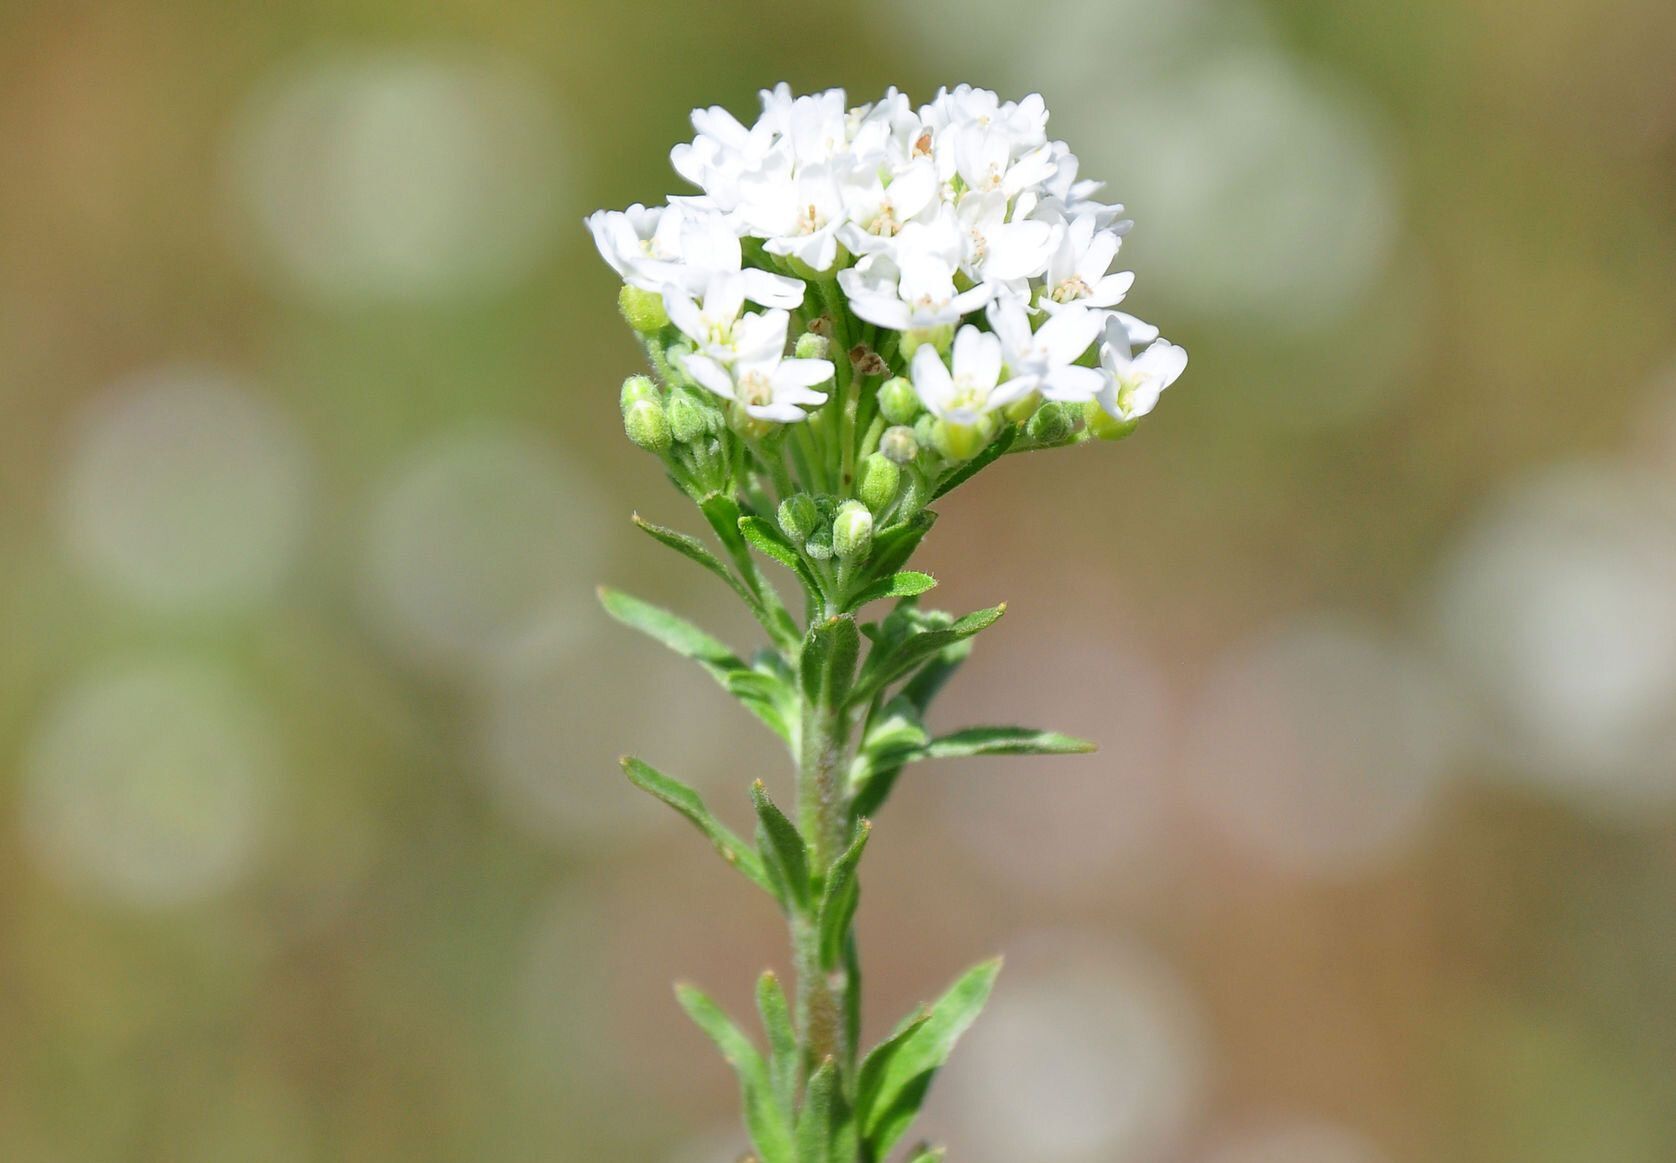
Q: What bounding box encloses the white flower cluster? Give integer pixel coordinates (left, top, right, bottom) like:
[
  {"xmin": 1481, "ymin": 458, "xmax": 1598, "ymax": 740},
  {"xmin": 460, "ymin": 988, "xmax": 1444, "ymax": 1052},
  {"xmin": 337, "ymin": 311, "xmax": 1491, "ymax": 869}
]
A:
[{"xmin": 588, "ymin": 84, "xmax": 1185, "ymax": 431}]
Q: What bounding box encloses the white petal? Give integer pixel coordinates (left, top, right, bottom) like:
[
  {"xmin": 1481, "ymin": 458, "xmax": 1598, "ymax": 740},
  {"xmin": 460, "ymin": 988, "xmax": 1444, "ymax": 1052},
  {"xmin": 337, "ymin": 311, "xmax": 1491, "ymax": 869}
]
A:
[
  {"xmin": 743, "ymin": 269, "xmax": 808, "ymax": 310},
  {"xmin": 682, "ymin": 354, "xmax": 735, "ymax": 400},
  {"xmin": 911, "ymin": 344, "xmax": 954, "ymax": 411},
  {"xmin": 663, "ymin": 289, "xmax": 706, "ymax": 343},
  {"xmin": 1041, "ymin": 364, "xmax": 1107, "ymax": 403},
  {"xmin": 773, "ymin": 358, "xmax": 835, "ymax": 389},
  {"xmin": 1035, "ymin": 307, "xmax": 1102, "ymax": 365}
]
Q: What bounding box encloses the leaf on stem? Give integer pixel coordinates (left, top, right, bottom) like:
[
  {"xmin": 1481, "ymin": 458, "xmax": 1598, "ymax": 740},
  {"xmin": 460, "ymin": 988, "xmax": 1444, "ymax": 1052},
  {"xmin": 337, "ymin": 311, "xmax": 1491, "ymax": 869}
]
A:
[
  {"xmin": 675, "ymin": 983, "xmax": 796, "ymax": 1163},
  {"xmin": 755, "ymin": 970, "xmax": 798, "ymax": 1113},
  {"xmin": 738, "ymin": 515, "xmax": 824, "ymax": 599},
  {"xmin": 848, "ymin": 604, "xmax": 1006, "ymax": 709},
  {"xmin": 856, "ymin": 958, "xmax": 1002, "ymax": 1158},
  {"xmin": 619, "ymin": 757, "xmax": 772, "ymax": 895},
  {"xmin": 865, "ymin": 510, "xmax": 937, "ymax": 580},
  {"xmin": 842, "ymin": 570, "xmax": 937, "ymax": 613},
  {"xmin": 817, "ymin": 819, "xmax": 871, "ymax": 971},
  {"xmin": 800, "ymin": 614, "xmax": 861, "ymax": 711},
  {"xmin": 795, "ymin": 1057, "xmax": 840, "ymax": 1163},
  {"xmin": 923, "ymin": 726, "xmax": 1097, "ymax": 758},
  {"xmin": 751, "ymin": 781, "xmax": 812, "ymax": 914}
]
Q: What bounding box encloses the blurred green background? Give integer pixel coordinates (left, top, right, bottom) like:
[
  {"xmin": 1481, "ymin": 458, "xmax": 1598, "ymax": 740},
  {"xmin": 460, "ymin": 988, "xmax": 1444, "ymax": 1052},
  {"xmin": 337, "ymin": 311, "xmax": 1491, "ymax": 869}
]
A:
[{"xmin": 4, "ymin": 1, "xmax": 1676, "ymax": 1160}]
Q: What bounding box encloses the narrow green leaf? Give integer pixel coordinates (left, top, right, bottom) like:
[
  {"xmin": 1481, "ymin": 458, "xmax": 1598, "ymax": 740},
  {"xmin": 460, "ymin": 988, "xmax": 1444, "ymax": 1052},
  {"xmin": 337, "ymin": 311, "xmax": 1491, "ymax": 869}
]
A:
[
  {"xmin": 842, "ymin": 570, "xmax": 937, "ymax": 613},
  {"xmin": 849, "ymin": 763, "xmax": 904, "ymax": 824},
  {"xmin": 676, "ymin": 984, "xmax": 795, "ymax": 1163},
  {"xmin": 854, "ymin": 1009, "xmax": 932, "ymax": 1129},
  {"xmin": 751, "ymin": 781, "xmax": 811, "ymax": 914},
  {"xmin": 866, "ymin": 510, "xmax": 937, "ymax": 579},
  {"xmin": 795, "ymin": 1057, "xmax": 838, "ymax": 1163},
  {"xmin": 620, "ymin": 757, "xmax": 772, "ymax": 895},
  {"xmin": 924, "ymin": 726, "xmax": 1097, "ymax": 758},
  {"xmin": 598, "ymin": 586, "xmax": 741, "ymax": 678},
  {"xmin": 904, "ymin": 1145, "xmax": 946, "ymax": 1163},
  {"xmin": 601, "ymin": 588, "xmax": 794, "ymax": 740},
  {"xmin": 818, "ymin": 820, "xmax": 871, "ymax": 970},
  {"xmin": 899, "ymin": 638, "xmax": 973, "ymax": 713},
  {"xmin": 860, "ymin": 958, "xmax": 1002, "ymax": 1157},
  {"xmin": 756, "ymin": 971, "xmax": 798, "ymax": 1113},
  {"xmin": 801, "ymin": 615, "xmax": 861, "ymax": 710},
  {"xmin": 632, "ymin": 511, "xmax": 760, "ymax": 607},
  {"xmin": 848, "ymin": 698, "xmax": 929, "ymax": 790},
  {"xmin": 849, "ymin": 604, "xmax": 1006, "ymax": 708},
  {"xmin": 739, "ymin": 515, "xmax": 824, "ymax": 598},
  {"xmin": 702, "ymin": 496, "xmax": 802, "ymax": 649},
  {"xmin": 930, "ymin": 424, "xmax": 1016, "ymax": 500}
]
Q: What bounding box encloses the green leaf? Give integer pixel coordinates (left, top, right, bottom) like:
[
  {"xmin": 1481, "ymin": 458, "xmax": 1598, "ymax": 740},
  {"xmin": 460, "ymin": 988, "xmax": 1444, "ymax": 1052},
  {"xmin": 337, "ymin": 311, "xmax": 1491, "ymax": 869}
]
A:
[
  {"xmin": 898, "ymin": 637, "xmax": 973, "ymax": 713},
  {"xmin": 849, "ymin": 604, "xmax": 1006, "ymax": 709},
  {"xmin": 597, "ymin": 587, "xmax": 742, "ymax": 678},
  {"xmin": 924, "ymin": 726, "xmax": 1097, "ymax": 758},
  {"xmin": 848, "ymin": 697, "xmax": 930, "ymax": 788},
  {"xmin": 795, "ymin": 1057, "xmax": 839, "ymax": 1163},
  {"xmin": 904, "ymin": 1145, "xmax": 946, "ymax": 1163},
  {"xmin": 931, "ymin": 424, "xmax": 1016, "ymax": 500},
  {"xmin": 865, "ymin": 510, "xmax": 937, "ymax": 579},
  {"xmin": 842, "ymin": 571, "xmax": 937, "ymax": 613},
  {"xmin": 818, "ymin": 820, "xmax": 871, "ymax": 970},
  {"xmin": 756, "ymin": 970, "xmax": 798, "ymax": 1113},
  {"xmin": 631, "ymin": 511, "xmax": 760, "ymax": 608},
  {"xmin": 699, "ymin": 495, "xmax": 802, "ymax": 649},
  {"xmin": 801, "ymin": 614, "xmax": 861, "ymax": 711},
  {"xmin": 676, "ymin": 984, "xmax": 795, "ymax": 1163},
  {"xmin": 854, "ymin": 1009, "xmax": 932, "ymax": 1132},
  {"xmin": 859, "ymin": 958, "xmax": 1002, "ymax": 1157},
  {"xmin": 739, "ymin": 515, "xmax": 824, "ymax": 598},
  {"xmin": 601, "ymin": 588, "xmax": 794, "ymax": 740},
  {"xmin": 751, "ymin": 781, "xmax": 811, "ymax": 914},
  {"xmin": 619, "ymin": 758, "xmax": 772, "ymax": 895}
]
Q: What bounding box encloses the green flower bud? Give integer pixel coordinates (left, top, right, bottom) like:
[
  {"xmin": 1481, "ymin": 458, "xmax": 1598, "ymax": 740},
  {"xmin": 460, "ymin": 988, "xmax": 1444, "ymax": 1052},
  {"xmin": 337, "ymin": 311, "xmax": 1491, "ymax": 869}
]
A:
[
  {"xmin": 896, "ymin": 463, "xmax": 931, "ymax": 518},
  {"xmin": 777, "ymin": 493, "xmax": 820, "ymax": 542},
  {"xmin": 932, "ymin": 417, "xmax": 992, "ymax": 462},
  {"xmin": 1003, "ymin": 388, "xmax": 1041, "ymax": 425},
  {"xmin": 879, "ymin": 424, "xmax": 919, "ymax": 465},
  {"xmin": 855, "ymin": 453, "xmax": 901, "ymax": 514},
  {"xmin": 622, "ymin": 398, "xmax": 670, "ymax": 454},
  {"xmin": 794, "ymin": 332, "xmax": 830, "ymax": 360},
  {"xmin": 878, "ymin": 377, "xmax": 921, "ymax": 425},
  {"xmin": 1084, "ymin": 400, "xmax": 1139, "ymax": 442},
  {"xmin": 832, "ymin": 500, "xmax": 873, "ymax": 560},
  {"xmin": 898, "ymin": 324, "xmax": 954, "ymax": 360},
  {"xmin": 666, "ymin": 392, "xmax": 708, "ymax": 444},
  {"xmin": 1026, "ymin": 400, "xmax": 1075, "ymax": 445},
  {"xmin": 618, "ymin": 284, "xmax": 669, "ymax": 334},
  {"xmin": 620, "ymin": 374, "xmax": 658, "ymax": 416},
  {"xmin": 913, "ymin": 413, "xmax": 938, "ymax": 448},
  {"xmin": 804, "ymin": 526, "xmax": 834, "ymax": 561}
]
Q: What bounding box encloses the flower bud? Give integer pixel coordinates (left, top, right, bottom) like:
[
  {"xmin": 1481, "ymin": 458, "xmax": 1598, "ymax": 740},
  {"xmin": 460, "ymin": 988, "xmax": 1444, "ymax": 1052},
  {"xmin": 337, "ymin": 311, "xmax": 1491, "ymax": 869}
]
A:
[
  {"xmin": 620, "ymin": 374, "xmax": 659, "ymax": 416},
  {"xmin": 777, "ymin": 493, "xmax": 820, "ymax": 542},
  {"xmin": 832, "ymin": 500, "xmax": 873, "ymax": 560},
  {"xmin": 879, "ymin": 424, "xmax": 919, "ymax": 465},
  {"xmin": 898, "ymin": 324, "xmax": 954, "ymax": 360},
  {"xmin": 913, "ymin": 413, "xmax": 938, "ymax": 448},
  {"xmin": 895, "ymin": 463, "xmax": 932, "ymax": 518},
  {"xmin": 931, "ymin": 417, "xmax": 991, "ymax": 462},
  {"xmin": 622, "ymin": 398, "xmax": 670, "ymax": 454},
  {"xmin": 804, "ymin": 526, "xmax": 834, "ymax": 561},
  {"xmin": 666, "ymin": 392, "xmax": 708, "ymax": 444},
  {"xmin": 1003, "ymin": 389, "xmax": 1041, "ymax": 425},
  {"xmin": 855, "ymin": 453, "xmax": 901, "ymax": 514},
  {"xmin": 1026, "ymin": 400, "xmax": 1075, "ymax": 445},
  {"xmin": 794, "ymin": 332, "xmax": 830, "ymax": 361},
  {"xmin": 1084, "ymin": 400, "xmax": 1139, "ymax": 442},
  {"xmin": 877, "ymin": 377, "xmax": 921, "ymax": 425},
  {"xmin": 618, "ymin": 284, "xmax": 669, "ymax": 334}
]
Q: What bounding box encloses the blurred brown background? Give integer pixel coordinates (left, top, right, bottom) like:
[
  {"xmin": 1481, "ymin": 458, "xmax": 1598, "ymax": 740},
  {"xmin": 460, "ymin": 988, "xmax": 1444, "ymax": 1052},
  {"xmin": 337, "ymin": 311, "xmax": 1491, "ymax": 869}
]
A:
[{"xmin": 3, "ymin": 1, "xmax": 1676, "ymax": 1160}]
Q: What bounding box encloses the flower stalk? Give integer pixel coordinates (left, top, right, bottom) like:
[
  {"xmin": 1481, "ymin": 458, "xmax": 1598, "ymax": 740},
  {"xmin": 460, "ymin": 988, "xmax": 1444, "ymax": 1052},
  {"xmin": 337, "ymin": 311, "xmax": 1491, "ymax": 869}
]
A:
[{"xmin": 591, "ymin": 83, "xmax": 1185, "ymax": 1162}]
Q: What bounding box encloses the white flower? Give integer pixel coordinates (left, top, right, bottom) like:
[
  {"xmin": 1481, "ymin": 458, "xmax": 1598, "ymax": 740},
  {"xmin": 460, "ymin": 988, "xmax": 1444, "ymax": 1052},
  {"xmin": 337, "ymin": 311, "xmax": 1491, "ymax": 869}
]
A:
[
  {"xmin": 680, "ymin": 309, "xmax": 833, "ymax": 423},
  {"xmin": 911, "ymin": 325, "xmax": 1030, "ymax": 424},
  {"xmin": 837, "ymin": 159, "xmax": 939, "ymax": 254},
  {"xmin": 664, "ymin": 273, "xmax": 758, "ymax": 362},
  {"xmin": 955, "ymin": 191, "xmax": 1058, "ymax": 285},
  {"xmin": 986, "ymin": 298, "xmax": 1106, "ymax": 401},
  {"xmin": 1094, "ymin": 317, "xmax": 1188, "ymax": 423},
  {"xmin": 735, "ymin": 159, "xmax": 847, "ymax": 272},
  {"xmin": 1039, "ymin": 215, "xmax": 1134, "ymax": 312},
  {"xmin": 589, "ymin": 204, "xmax": 805, "ymax": 309},
  {"xmin": 840, "ymin": 246, "xmax": 992, "ymax": 332}
]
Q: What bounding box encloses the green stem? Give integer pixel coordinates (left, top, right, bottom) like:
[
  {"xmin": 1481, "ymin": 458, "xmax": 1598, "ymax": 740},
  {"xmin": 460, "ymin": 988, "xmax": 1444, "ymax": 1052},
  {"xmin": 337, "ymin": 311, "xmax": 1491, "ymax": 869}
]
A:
[{"xmin": 794, "ymin": 655, "xmax": 854, "ymax": 1081}]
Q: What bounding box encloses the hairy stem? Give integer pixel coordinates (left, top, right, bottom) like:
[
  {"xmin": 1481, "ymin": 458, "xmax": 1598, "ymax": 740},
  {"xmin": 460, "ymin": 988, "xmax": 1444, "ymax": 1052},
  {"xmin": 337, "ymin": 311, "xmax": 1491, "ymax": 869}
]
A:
[{"xmin": 794, "ymin": 669, "xmax": 853, "ymax": 1079}]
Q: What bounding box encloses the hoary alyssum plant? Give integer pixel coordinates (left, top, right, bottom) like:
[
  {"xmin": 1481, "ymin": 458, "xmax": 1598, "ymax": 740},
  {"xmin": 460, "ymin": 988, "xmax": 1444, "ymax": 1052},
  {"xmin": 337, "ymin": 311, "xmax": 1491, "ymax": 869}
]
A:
[{"xmin": 588, "ymin": 84, "xmax": 1186, "ymax": 1163}]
